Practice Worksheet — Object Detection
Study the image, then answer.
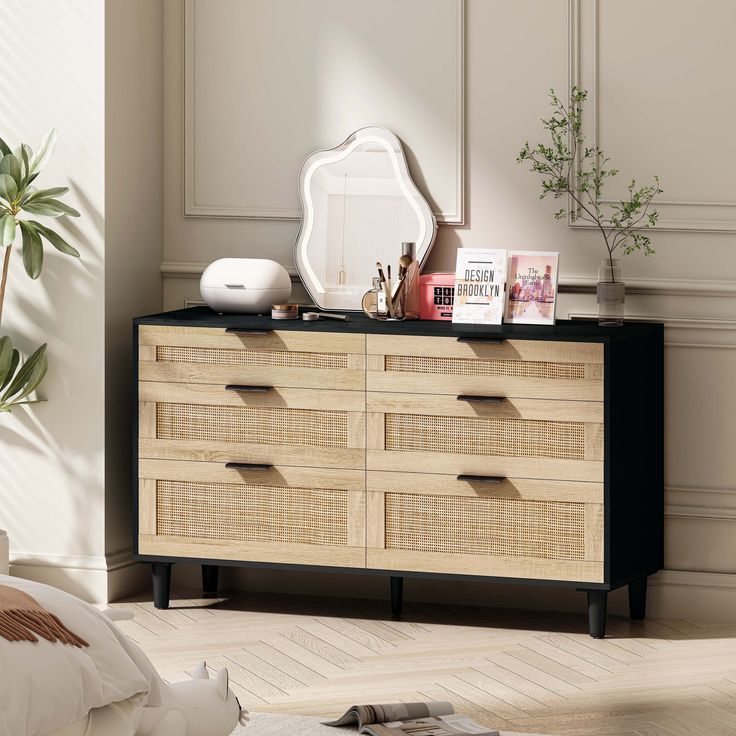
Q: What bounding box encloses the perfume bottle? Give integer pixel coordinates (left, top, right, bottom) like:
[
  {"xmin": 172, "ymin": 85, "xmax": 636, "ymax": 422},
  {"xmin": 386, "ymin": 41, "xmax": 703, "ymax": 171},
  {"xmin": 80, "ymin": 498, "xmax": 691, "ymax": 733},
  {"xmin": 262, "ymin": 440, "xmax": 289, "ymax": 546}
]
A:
[{"xmin": 362, "ymin": 277, "xmax": 388, "ymax": 319}]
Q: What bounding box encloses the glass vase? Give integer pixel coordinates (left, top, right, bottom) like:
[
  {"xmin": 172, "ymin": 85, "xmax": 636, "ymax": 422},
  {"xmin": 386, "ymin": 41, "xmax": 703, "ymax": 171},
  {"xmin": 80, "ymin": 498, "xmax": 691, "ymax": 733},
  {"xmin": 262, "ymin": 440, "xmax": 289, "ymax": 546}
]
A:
[{"xmin": 597, "ymin": 258, "xmax": 624, "ymax": 327}]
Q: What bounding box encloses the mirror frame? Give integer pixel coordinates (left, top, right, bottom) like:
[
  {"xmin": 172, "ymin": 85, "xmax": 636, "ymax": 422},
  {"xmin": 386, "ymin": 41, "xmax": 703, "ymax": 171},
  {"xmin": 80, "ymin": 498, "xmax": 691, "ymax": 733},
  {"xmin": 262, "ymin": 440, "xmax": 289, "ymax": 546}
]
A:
[{"xmin": 294, "ymin": 126, "xmax": 437, "ymax": 311}]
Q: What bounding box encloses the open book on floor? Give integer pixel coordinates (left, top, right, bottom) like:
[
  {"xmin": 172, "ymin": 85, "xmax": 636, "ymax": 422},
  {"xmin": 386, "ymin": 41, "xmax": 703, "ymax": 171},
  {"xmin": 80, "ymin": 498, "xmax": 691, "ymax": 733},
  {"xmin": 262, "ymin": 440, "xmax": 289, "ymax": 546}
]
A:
[{"xmin": 324, "ymin": 701, "xmax": 500, "ymax": 736}]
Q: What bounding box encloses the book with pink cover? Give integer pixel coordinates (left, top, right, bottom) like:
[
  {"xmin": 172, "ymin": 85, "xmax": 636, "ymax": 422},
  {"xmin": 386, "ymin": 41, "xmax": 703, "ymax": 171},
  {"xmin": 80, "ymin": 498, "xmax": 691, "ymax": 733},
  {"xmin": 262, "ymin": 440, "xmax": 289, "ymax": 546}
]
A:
[{"xmin": 504, "ymin": 251, "xmax": 559, "ymax": 325}]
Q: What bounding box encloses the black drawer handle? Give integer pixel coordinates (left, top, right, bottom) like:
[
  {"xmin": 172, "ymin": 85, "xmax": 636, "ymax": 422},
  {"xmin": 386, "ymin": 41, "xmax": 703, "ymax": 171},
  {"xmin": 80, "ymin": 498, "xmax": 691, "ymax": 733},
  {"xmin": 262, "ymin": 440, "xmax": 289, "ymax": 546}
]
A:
[
  {"xmin": 457, "ymin": 395, "xmax": 505, "ymax": 404},
  {"xmin": 225, "ymin": 384, "xmax": 272, "ymax": 393},
  {"xmin": 457, "ymin": 474, "xmax": 506, "ymax": 484},
  {"xmin": 226, "ymin": 462, "xmax": 273, "ymax": 471},
  {"xmin": 456, "ymin": 336, "xmax": 505, "ymax": 345},
  {"xmin": 225, "ymin": 328, "xmax": 271, "ymax": 336}
]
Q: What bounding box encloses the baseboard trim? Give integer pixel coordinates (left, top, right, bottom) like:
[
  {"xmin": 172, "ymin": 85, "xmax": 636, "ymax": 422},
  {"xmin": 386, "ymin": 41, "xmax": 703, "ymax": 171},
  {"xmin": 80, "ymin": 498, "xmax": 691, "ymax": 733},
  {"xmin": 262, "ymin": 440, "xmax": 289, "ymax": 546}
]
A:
[
  {"xmin": 10, "ymin": 550, "xmax": 736, "ymax": 620},
  {"xmin": 9, "ymin": 548, "xmax": 148, "ymax": 603},
  {"xmin": 10, "ymin": 551, "xmax": 110, "ymax": 572},
  {"xmin": 650, "ymin": 569, "xmax": 736, "ymax": 590}
]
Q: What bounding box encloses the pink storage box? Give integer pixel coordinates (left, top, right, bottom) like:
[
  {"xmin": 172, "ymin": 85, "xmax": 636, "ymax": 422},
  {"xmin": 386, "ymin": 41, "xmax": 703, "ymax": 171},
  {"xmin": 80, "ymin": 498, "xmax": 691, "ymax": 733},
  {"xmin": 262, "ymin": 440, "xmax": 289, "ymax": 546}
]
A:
[{"xmin": 419, "ymin": 272, "xmax": 455, "ymax": 320}]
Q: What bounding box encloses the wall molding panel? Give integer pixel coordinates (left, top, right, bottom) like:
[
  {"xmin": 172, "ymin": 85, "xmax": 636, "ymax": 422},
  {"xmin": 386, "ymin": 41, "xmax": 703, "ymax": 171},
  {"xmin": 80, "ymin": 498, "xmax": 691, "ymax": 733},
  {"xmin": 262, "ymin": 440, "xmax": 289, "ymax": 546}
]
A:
[
  {"xmin": 665, "ymin": 486, "xmax": 736, "ymax": 521},
  {"xmin": 561, "ymin": 276, "xmax": 736, "ymax": 298},
  {"xmin": 161, "ymin": 261, "xmax": 300, "ymax": 281},
  {"xmin": 163, "ymin": 261, "xmax": 736, "ymax": 300},
  {"xmin": 184, "ymin": 0, "xmax": 465, "ymax": 223},
  {"xmin": 568, "ymin": 0, "xmax": 736, "ymax": 233},
  {"xmin": 569, "ymin": 312, "xmax": 736, "ymax": 346}
]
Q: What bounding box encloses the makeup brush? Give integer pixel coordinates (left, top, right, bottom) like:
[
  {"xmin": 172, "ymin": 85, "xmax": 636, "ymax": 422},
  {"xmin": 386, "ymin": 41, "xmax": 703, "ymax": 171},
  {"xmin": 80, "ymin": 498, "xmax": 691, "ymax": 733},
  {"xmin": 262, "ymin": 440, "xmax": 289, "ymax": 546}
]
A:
[
  {"xmin": 376, "ymin": 261, "xmax": 396, "ymax": 318},
  {"xmin": 398, "ymin": 253, "xmax": 413, "ymax": 279}
]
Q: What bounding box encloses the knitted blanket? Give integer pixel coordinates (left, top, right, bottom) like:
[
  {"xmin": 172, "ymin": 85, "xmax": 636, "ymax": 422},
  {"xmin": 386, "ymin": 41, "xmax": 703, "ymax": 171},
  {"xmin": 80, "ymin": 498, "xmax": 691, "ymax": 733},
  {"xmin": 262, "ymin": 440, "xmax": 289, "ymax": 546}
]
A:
[{"xmin": 0, "ymin": 584, "xmax": 88, "ymax": 646}]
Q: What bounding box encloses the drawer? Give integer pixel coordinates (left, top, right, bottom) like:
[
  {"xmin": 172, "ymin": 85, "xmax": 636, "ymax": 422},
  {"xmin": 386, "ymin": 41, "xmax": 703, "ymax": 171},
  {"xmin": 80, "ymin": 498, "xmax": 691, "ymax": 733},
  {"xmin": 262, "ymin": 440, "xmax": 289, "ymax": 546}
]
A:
[
  {"xmin": 139, "ymin": 325, "xmax": 365, "ymax": 390},
  {"xmin": 366, "ymin": 393, "xmax": 603, "ymax": 482},
  {"xmin": 138, "ymin": 460, "xmax": 365, "ymax": 568},
  {"xmin": 366, "ymin": 471, "xmax": 603, "ymax": 582},
  {"xmin": 367, "ymin": 335, "xmax": 603, "ymax": 400},
  {"xmin": 139, "ymin": 385, "xmax": 365, "ymax": 469}
]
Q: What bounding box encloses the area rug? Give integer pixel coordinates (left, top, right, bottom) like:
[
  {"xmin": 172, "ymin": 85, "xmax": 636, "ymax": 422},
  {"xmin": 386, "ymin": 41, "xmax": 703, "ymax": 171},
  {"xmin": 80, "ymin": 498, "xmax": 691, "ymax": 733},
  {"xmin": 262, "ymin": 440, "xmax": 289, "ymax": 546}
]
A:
[{"xmin": 235, "ymin": 712, "xmax": 550, "ymax": 735}]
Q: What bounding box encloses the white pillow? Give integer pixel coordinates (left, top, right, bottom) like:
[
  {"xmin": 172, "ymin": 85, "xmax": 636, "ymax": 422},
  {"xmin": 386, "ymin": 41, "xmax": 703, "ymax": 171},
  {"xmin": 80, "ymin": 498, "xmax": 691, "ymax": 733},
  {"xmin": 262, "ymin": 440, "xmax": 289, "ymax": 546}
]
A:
[
  {"xmin": 0, "ymin": 575, "xmax": 152, "ymax": 736},
  {"xmin": 39, "ymin": 697, "xmax": 143, "ymax": 736}
]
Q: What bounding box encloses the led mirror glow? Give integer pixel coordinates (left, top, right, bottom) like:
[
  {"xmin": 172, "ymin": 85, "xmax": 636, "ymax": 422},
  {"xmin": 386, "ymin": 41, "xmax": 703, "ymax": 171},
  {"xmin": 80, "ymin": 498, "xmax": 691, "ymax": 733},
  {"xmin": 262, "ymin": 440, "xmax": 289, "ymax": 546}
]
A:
[{"xmin": 294, "ymin": 127, "xmax": 437, "ymax": 311}]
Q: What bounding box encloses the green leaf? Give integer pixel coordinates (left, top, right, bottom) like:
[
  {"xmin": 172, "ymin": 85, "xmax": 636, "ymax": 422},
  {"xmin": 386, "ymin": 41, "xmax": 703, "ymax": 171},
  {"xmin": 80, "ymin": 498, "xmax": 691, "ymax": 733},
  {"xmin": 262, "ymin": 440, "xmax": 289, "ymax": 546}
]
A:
[
  {"xmin": 0, "ymin": 174, "xmax": 18, "ymax": 203},
  {"xmin": 28, "ymin": 129, "xmax": 57, "ymax": 177},
  {"xmin": 0, "ymin": 215, "xmax": 15, "ymax": 247},
  {"xmin": 2, "ymin": 343, "xmax": 47, "ymax": 402},
  {"xmin": 11, "ymin": 351, "xmax": 48, "ymax": 404},
  {"xmin": 0, "ymin": 138, "xmax": 10, "ymax": 157},
  {"xmin": 0, "ymin": 337, "xmax": 13, "ymax": 389},
  {"xmin": 20, "ymin": 202, "xmax": 65, "ymax": 217},
  {"xmin": 17, "ymin": 144, "xmax": 31, "ymax": 186},
  {"xmin": 31, "ymin": 221, "xmax": 79, "ymax": 257},
  {"xmin": 22, "ymin": 199, "xmax": 80, "ymax": 218},
  {"xmin": 22, "ymin": 186, "xmax": 69, "ymax": 204},
  {"xmin": 0, "ymin": 349, "xmax": 19, "ymax": 391},
  {"xmin": 0, "ymin": 154, "xmax": 22, "ymax": 187},
  {"xmin": 20, "ymin": 221, "xmax": 43, "ymax": 279}
]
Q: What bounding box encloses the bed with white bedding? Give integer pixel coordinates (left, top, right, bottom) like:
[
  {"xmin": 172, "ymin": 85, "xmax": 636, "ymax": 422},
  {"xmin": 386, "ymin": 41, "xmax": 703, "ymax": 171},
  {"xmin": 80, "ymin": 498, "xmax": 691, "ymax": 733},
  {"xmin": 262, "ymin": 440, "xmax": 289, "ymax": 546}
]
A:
[{"xmin": 0, "ymin": 574, "xmax": 156, "ymax": 736}]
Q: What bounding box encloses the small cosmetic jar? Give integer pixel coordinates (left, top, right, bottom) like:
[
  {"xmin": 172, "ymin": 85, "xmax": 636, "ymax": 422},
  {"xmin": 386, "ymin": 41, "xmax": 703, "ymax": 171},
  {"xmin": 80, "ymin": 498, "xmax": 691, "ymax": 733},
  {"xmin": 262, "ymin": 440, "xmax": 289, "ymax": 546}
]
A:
[{"xmin": 271, "ymin": 303, "xmax": 299, "ymax": 320}]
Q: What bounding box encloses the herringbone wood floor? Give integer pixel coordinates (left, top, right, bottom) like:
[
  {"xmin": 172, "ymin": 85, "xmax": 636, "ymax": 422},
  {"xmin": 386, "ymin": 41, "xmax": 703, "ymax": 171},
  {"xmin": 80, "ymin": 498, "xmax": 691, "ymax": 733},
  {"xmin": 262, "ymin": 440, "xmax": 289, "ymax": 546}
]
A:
[{"xmin": 113, "ymin": 588, "xmax": 736, "ymax": 735}]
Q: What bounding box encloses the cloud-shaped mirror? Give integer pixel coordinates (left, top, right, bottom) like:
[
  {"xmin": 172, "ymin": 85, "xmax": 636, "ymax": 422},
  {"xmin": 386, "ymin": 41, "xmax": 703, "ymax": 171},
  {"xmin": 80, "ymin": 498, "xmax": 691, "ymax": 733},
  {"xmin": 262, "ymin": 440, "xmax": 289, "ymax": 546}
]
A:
[{"xmin": 295, "ymin": 127, "xmax": 437, "ymax": 311}]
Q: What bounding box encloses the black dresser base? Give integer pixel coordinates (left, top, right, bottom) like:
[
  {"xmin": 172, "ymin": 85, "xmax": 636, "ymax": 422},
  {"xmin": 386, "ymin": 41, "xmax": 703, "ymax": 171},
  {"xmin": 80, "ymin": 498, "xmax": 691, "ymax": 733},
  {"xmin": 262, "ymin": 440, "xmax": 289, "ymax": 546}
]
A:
[{"xmin": 148, "ymin": 562, "xmax": 650, "ymax": 638}]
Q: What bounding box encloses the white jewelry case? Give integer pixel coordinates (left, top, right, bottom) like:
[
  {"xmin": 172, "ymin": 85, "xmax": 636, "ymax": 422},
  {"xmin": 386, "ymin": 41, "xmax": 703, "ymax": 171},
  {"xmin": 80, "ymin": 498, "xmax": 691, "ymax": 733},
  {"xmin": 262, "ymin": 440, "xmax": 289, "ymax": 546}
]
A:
[{"xmin": 200, "ymin": 258, "xmax": 292, "ymax": 314}]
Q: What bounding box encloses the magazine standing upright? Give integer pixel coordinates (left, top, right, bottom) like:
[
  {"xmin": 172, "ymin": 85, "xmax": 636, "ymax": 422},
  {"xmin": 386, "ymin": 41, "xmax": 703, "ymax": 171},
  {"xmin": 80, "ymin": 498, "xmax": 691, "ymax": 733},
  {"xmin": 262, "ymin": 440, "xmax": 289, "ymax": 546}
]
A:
[{"xmin": 133, "ymin": 307, "xmax": 664, "ymax": 638}]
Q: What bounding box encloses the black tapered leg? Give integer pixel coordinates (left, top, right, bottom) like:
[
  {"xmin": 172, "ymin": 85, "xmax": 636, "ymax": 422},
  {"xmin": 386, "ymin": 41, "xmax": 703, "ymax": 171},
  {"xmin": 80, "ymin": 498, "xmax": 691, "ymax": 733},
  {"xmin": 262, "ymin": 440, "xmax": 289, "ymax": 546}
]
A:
[
  {"xmin": 202, "ymin": 564, "xmax": 220, "ymax": 595},
  {"xmin": 152, "ymin": 563, "xmax": 172, "ymax": 609},
  {"xmin": 390, "ymin": 576, "xmax": 404, "ymax": 619},
  {"xmin": 628, "ymin": 576, "xmax": 648, "ymax": 620},
  {"xmin": 586, "ymin": 589, "xmax": 608, "ymax": 638}
]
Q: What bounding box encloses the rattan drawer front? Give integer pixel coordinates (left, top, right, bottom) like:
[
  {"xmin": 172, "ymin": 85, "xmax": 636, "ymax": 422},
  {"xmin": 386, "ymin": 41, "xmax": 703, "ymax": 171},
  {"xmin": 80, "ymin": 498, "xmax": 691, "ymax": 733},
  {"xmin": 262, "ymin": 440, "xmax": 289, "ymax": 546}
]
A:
[
  {"xmin": 138, "ymin": 464, "xmax": 365, "ymax": 567},
  {"xmin": 365, "ymin": 483, "xmax": 603, "ymax": 582},
  {"xmin": 385, "ymin": 492, "xmax": 585, "ymax": 560},
  {"xmin": 139, "ymin": 392, "xmax": 365, "ymax": 469},
  {"xmin": 157, "ymin": 479, "xmax": 348, "ymax": 544},
  {"xmin": 385, "ymin": 413, "xmax": 584, "ymax": 459},
  {"xmin": 139, "ymin": 488, "xmax": 365, "ymax": 567},
  {"xmin": 367, "ymin": 335, "xmax": 603, "ymax": 400},
  {"xmin": 366, "ymin": 410, "xmax": 603, "ymax": 482},
  {"xmin": 139, "ymin": 325, "xmax": 365, "ymax": 390},
  {"xmin": 156, "ymin": 403, "xmax": 347, "ymax": 447}
]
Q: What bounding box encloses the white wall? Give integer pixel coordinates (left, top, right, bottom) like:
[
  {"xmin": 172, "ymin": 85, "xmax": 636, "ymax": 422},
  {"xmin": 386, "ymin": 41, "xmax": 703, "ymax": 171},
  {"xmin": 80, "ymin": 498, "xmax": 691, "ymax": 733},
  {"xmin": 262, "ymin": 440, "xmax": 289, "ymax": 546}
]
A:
[
  {"xmin": 105, "ymin": 0, "xmax": 164, "ymax": 600},
  {"xmin": 0, "ymin": 0, "xmax": 107, "ymax": 600},
  {"xmin": 0, "ymin": 0, "xmax": 163, "ymax": 602},
  {"xmin": 160, "ymin": 0, "xmax": 736, "ymax": 620}
]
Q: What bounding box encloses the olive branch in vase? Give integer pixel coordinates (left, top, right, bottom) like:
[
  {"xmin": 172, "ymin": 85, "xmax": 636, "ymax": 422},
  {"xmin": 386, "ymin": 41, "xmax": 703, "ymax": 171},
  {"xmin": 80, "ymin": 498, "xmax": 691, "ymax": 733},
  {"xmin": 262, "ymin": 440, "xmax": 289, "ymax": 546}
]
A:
[{"xmin": 517, "ymin": 87, "xmax": 662, "ymax": 283}]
